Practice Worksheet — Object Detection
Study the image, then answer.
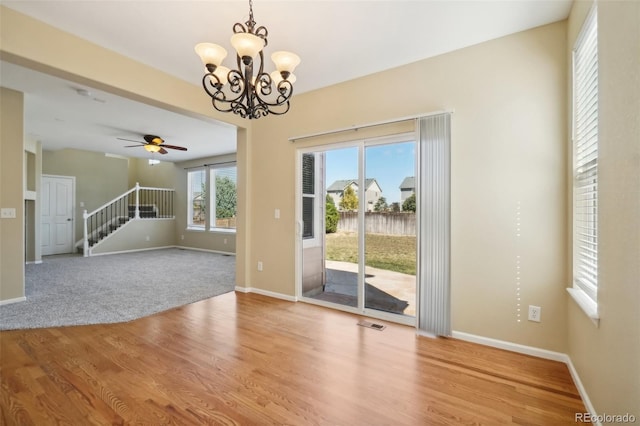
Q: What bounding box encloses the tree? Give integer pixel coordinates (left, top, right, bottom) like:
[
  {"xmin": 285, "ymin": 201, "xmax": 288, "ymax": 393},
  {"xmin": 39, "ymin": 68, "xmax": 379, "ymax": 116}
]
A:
[
  {"xmin": 339, "ymin": 185, "xmax": 358, "ymax": 211},
  {"xmin": 373, "ymin": 196, "xmax": 388, "ymax": 212},
  {"xmin": 390, "ymin": 202, "xmax": 401, "ymax": 212},
  {"xmin": 216, "ymin": 175, "xmax": 237, "ymax": 219},
  {"xmin": 402, "ymin": 193, "xmax": 416, "ymax": 212},
  {"xmin": 326, "ymin": 193, "xmax": 335, "ymax": 207},
  {"xmin": 325, "ymin": 198, "xmax": 339, "ymax": 233},
  {"xmin": 199, "ymin": 182, "xmax": 207, "ymax": 216}
]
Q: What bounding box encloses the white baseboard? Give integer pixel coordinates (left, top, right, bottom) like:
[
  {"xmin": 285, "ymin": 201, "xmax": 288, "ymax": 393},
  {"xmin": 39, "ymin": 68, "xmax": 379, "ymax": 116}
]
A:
[
  {"xmin": 451, "ymin": 330, "xmax": 567, "ymax": 362},
  {"xmin": 177, "ymin": 245, "xmax": 235, "ymax": 256},
  {"xmin": 90, "ymin": 245, "xmax": 177, "ymax": 257},
  {"xmin": 452, "ymin": 330, "xmax": 598, "ymax": 424},
  {"xmin": 90, "ymin": 245, "xmax": 235, "ymax": 257},
  {"xmin": 25, "ymin": 260, "xmax": 43, "ymax": 265},
  {"xmin": 0, "ymin": 296, "xmax": 26, "ymax": 306},
  {"xmin": 565, "ymin": 356, "xmax": 601, "ymax": 426},
  {"xmin": 234, "ymin": 286, "xmax": 297, "ymax": 302},
  {"xmin": 417, "ymin": 329, "xmax": 438, "ymax": 339}
]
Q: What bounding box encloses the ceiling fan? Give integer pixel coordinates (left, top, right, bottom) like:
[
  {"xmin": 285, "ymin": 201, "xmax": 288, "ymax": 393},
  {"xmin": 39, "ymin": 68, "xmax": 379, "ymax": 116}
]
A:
[{"xmin": 117, "ymin": 134, "xmax": 188, "ymax": 154}]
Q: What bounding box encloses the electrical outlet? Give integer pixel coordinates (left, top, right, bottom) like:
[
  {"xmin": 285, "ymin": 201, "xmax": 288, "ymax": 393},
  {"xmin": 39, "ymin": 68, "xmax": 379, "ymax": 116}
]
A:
[
  {"xmin": 528, "ymin": 305, "xmax": 541, "ymax": 322},
  {"xmin": 257, "ymin": 261, "xmax": 263, "ymax": 271},
  {"xmin": 145, "ymin": 235, "xmax": 150, "ymax": 242}
]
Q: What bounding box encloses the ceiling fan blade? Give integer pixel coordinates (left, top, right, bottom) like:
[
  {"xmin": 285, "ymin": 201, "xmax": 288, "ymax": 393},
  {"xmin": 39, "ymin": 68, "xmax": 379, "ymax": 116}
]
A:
[
  {"xmin": 124, "ymin": 144, "xmax": 144, "ymax": 148},
  {"xmin": 162, "ymin": 144, "xmax": 188, "ymax": 151},
  {"xmin": 117, "ymin": 137, "xmax": 144, "ymax": 143},
  {"xmin": 158, "ymin": 148, "xmax": 169, "ymax": 154}
]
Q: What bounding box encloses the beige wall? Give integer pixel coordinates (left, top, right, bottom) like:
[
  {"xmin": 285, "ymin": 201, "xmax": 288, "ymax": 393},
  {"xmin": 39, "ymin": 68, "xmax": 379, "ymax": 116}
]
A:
[
  {"xmin": 0, "ymin": 87, "xmax": 25, "ymax": 301},
  {"xmin": 24, "ymin": 136, "xmax": 41, "ymax": 263},
  {"xmin": 43, "ymin": 148, "xmax": 130, "ymax": 239},
  {"xmin": 90, "ymin": 219, "xmax": 175, "ymax": 255},
  {"xmin": 567, "ymin": 0, "xmax": 640, "ymax": 419},
  {"xmin": 129, "ymin": 157, "xmax": 177, "ymax": 189},
  {"xmin": 250, "ymin": 22, "xmax": 569, "ymax": 352}
]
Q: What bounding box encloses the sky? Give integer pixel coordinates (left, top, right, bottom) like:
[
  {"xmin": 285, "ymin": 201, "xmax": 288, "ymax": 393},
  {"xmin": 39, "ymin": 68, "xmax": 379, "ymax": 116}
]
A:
[{"xmin": 325, "ymin": 141, "xmax": 416, "ymax": 204}]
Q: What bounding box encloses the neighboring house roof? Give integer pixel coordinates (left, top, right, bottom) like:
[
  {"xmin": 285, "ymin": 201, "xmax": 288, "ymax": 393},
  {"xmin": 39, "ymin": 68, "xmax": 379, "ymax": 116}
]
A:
[
  {"xmin": 327, "ymin": 178, "xmax": 381, "ymax": 192},
  {"xmin": 399, "ymin": 176, "xmax": 415, "ymax": 190}
]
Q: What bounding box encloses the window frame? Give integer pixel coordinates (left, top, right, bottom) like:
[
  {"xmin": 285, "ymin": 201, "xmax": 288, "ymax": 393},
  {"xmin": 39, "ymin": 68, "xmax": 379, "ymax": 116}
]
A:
[
  {"xmin": 187, "ymin": 163, "xmax": 237, "ymax": 233},
  {"xmin": 209, "ymin": 164, "xmax": 238, "ymax": 232},
  {"xmin": 568, "ymin": 4, "xmax": 599, "ymax": 324},
  {"xmin": 187, "ymin": 168, "xmax": 207, "ymax": 230}
]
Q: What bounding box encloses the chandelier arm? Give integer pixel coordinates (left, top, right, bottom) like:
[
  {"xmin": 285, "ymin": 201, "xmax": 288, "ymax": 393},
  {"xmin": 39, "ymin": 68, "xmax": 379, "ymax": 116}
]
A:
[
  {"xmin": 256, "ymin": 71, "xmax": 273, "ymax": 97},
  {"xmin": 202, "ymin": 69, "xmax": 251, "ymax": 116},
  {"xmin": 201, "ymin": 74, "xmax": 223, "ymax": 99},
  {"xmin": 254, "ymin": 26, "xmax": 268, "ymax": 46},
  {"xmin": 253, "ymin": 80, "xmax": 294, "ymax": 107},
  {"xmin": 228, "ymin": 69, "xmax": 245, "ymax": 95},
  {"xmin": 233, "ymin": 22, "xmax": 248, "ymax": 34}
]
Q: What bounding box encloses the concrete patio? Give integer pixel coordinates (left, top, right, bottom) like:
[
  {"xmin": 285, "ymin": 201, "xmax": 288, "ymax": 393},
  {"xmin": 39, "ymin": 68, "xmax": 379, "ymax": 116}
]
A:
[{"xmin": 309, "ymin": 260, "xmax": 416, "ymax": 317}]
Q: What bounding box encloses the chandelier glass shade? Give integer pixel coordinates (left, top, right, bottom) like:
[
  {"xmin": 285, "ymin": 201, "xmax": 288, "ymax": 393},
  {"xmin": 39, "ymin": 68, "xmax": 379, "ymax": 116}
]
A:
[{"xmin": 195, "ymin": 0, "xmax": 300, "ymax": 119}]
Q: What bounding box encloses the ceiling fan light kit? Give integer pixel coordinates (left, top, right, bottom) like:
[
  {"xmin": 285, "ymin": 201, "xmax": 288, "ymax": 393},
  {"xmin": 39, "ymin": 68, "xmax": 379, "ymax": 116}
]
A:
[
  {"xmin": 117, "ymin": 134, "xmax": 188, "ymax": 155},
  {"xmin": 195, "ymin": 0, "xmax": 300, "ymax": 119}
]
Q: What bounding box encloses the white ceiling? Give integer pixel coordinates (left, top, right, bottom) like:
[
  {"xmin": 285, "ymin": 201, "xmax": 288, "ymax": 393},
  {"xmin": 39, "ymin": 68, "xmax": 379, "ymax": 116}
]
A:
[{"xmin": 1, "ymin": 0, "xmax": 572, "ymax": 162}]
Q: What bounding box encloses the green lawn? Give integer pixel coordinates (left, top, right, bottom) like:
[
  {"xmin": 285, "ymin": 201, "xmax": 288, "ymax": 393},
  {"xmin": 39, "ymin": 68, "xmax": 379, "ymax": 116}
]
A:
[{"xmin": 325, "ymin": 232, "xmax": 416, "ymax": 275}]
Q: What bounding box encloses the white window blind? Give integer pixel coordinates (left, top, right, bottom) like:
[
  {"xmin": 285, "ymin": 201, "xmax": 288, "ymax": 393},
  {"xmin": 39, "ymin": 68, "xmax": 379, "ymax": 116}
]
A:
[{"xmin": 573, "ymin": 6, "xmax": 598, "ymax": 303}]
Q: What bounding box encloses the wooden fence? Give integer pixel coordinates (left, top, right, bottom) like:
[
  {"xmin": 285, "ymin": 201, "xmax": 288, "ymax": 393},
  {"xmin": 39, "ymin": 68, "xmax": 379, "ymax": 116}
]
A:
[{"xmin": 337, "ymin": 212, "xmax": 416, "ymax": 236}]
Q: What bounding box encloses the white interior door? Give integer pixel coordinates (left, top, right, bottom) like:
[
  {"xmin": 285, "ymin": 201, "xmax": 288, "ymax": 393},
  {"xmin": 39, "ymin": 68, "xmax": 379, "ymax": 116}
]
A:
[{"xmin": 42, "ymin": 175, "xmax": 74, "ymax": 255}]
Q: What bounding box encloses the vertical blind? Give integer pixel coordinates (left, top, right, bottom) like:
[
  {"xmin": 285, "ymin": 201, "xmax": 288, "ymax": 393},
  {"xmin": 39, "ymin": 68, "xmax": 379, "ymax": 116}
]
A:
[
  {"xmin": 573, "ymin": 6, "xmax": 598, "ymax": 303},
  {"xmin": 417, "ymin": 113, "xmax": 451, "ymax": 337}
]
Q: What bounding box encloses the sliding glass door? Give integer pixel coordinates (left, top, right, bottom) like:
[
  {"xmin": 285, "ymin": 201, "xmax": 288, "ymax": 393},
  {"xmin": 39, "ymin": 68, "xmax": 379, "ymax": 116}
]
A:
[{"xmin": 299, "ymin": 135, "xmax": 416, "ymax": 323}]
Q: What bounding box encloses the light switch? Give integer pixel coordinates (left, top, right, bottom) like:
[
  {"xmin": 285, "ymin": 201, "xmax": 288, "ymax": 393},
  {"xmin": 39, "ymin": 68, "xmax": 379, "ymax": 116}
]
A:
[
  {"xmin": 1, "ymin": 208, "xmax": 16, "ymax": 219},
  {"xmin": 275, "ymin": 208, "xmax": 280, "ymax": 219}
]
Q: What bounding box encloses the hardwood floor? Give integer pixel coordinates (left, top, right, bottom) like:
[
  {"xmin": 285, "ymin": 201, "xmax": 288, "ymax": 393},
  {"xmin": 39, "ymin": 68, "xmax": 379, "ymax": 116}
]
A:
[{"xmin": 1, "ymin": 292, "xmax": 585, "ymax": 425}]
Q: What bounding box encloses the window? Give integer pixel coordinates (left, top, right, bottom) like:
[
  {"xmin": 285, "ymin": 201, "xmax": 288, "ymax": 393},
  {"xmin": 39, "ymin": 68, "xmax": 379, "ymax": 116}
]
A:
[
  {"xmin": 188, "ymin": 169, "xmax": 206, "ymax": 229},
  {"xmin": 209, "ymin": 166, "xmax": 237, "ymax": 230},
  {"xmin": 571, "ymin": 6, "xmax": 598, "ymax": 316},
  {"xmin": 187, "ymin": 164, "xmax": 237, "ymax": 231}
]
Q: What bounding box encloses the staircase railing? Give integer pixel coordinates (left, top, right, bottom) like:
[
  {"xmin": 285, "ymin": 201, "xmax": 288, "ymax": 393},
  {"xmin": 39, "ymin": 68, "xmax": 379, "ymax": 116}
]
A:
[{"xmin": 82, "ymin": 182, "xmax": 175, "ymax": 256}]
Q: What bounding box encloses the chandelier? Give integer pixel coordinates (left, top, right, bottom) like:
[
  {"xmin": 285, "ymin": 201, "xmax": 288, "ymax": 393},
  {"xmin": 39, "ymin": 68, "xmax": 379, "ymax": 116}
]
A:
[{"xmin": 195, "ymin": 0, "xmax": 300, "ymax": 119}]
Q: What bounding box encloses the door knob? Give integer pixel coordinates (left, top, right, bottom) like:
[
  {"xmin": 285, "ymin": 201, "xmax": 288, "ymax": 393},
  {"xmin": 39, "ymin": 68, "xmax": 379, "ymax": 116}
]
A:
[{"xmin": 67, "ymin": 218, "xmax": 72, "ymax": 221}]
